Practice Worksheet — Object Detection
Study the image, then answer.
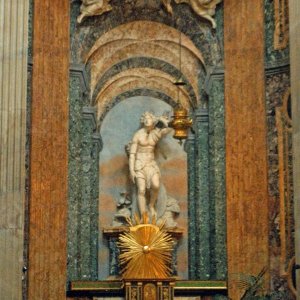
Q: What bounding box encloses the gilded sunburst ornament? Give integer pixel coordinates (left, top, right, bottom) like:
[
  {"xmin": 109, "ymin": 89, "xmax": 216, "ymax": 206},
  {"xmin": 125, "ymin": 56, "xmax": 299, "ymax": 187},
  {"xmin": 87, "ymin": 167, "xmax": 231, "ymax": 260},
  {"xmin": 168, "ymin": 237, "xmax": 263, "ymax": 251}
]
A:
[{"xmin": 118, "ymin": 213, "xmax": 174, "ymax": 279}]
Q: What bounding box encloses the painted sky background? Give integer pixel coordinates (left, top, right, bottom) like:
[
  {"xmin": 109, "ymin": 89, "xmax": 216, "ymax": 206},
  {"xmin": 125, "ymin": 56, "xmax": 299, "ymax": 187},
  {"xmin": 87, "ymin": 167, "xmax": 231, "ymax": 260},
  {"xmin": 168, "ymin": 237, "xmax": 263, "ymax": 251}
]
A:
[
  {"xmin": 100, "ymin": 96, "xmax": 185, "ymax": 163},
  {"xmin": 98, "ymin": 96, "xmax": 188, "ymax": 279}
]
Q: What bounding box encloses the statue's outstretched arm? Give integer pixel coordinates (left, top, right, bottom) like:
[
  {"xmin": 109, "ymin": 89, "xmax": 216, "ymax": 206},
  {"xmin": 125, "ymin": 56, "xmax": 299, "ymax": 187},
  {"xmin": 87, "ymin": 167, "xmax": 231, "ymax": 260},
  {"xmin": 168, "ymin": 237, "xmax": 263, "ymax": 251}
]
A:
[
  {"xmin": 156, "ymin": 115, "xmax": 173, "ymax": 137},
  {"xmin": 160, "ymin": 127, "xmax": 173, "ymax": 137}
]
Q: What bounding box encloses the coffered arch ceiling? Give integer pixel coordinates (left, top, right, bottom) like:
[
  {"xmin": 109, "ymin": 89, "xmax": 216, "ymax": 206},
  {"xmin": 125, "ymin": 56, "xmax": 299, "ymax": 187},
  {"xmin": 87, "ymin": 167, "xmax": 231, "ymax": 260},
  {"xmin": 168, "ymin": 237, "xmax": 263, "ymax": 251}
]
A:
[
  {"xmin": 86, "ymin": 20, "xmax": 206, "ymax": 122},
  {"xmin": 91, "ymin": 57, "xmax": 197, "ymax": 106},
  {"xmin": 95, "ymin": 67, "xmax": 191, "ymax": 120}
]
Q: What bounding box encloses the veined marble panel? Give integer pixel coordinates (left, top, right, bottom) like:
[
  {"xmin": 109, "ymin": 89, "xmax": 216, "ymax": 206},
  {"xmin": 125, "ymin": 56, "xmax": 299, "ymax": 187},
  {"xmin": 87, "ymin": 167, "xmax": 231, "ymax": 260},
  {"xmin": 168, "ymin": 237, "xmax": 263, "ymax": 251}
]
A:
[
  {"xmin": 28, "ymin": 0, "xmax": 70, "ymax": 299},
  {"xmin": 224, "ymin": 0, "xmax": 269, "ymax": 299}
]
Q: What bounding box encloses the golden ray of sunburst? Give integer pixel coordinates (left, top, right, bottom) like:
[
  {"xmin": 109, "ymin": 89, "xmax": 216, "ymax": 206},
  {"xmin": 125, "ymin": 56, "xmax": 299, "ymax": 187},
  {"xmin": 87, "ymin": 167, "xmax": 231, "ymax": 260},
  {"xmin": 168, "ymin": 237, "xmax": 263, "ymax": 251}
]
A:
[{"xmin": 118, "ymin": 213, "xmax": 174, "ymax": 279}]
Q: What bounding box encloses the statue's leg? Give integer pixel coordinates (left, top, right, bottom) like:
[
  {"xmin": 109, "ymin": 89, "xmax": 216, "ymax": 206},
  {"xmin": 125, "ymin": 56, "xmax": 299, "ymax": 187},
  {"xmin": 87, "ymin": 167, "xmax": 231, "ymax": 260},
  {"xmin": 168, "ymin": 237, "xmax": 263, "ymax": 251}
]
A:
[
  {"xmin": 136, "ymin": 177, "xmax": 147, "ymax": 217},
  {"xmin": 149, "ymin": 174, "xmax": 160, "ymax": 219}
]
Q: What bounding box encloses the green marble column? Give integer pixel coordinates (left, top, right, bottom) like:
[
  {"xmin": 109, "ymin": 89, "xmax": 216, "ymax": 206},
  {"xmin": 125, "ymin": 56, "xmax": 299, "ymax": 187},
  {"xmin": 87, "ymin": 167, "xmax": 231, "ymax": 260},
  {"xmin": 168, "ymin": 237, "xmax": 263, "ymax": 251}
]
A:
[
  {"xmin": 80, "ymin": 107, "xmax": 97, "ymax": 279},
  {"xmin": 68, "ymin": 66, "xmax": 89, "ymax": 281},
  {"xmin": 91, "ymin": 133, "xmax": 102, "ymax": 280},
  {"xmin": 185, "ymin": 134, "xmax": 197, "ymax": 279},
  {"xmin": 208, "ymin": 73, "xmax": 227, "ymax": 281},
  {"xmin": 68, "ymin": 66, "xmax": 100, "ymax": 282}
]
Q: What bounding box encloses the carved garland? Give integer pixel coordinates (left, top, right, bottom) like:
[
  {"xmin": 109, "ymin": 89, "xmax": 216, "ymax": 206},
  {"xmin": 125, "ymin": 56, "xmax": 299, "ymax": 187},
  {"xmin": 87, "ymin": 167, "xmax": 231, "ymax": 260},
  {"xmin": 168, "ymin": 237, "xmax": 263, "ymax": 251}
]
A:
[{"xmin": 77, "ymin": 0, "xmax": 222, "ymax": 28}]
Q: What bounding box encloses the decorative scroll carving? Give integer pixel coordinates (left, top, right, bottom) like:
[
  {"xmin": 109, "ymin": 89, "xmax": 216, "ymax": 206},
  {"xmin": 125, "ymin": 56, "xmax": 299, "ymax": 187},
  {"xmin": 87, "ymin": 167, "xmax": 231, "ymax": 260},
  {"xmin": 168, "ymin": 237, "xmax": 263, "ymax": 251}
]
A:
[
  {"xmin": 275, "ymin": 89, "xmax": 294, "ymax": 280},
  {"xmin": 274, "ymin": 0, "xmax": 289, "ymax": 50},
  {"xmin": 77, "ymin": 0, "xmax": 222, "ymax": 28}
]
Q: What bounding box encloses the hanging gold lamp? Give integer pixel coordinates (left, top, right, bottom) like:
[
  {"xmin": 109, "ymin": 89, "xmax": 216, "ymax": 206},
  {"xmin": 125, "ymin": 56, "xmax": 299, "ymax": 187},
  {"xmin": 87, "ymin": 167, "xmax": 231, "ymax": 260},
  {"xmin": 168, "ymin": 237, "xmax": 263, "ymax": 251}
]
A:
[
  {"xmin": 169, "ymin": 104, "xmax": 193, "ymax": 143},
  {"xmin": 169, "ymin": 77, "xmax": 193, "ymax": 143},
  {"xmin": 169, "ymin": 31, "xmax": 193, "ymax": 144}
]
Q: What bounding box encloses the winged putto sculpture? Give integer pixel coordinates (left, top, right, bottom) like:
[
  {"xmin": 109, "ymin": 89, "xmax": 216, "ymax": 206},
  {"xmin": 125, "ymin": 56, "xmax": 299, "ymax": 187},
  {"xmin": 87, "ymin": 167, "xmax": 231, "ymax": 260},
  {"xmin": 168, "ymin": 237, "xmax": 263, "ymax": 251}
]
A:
[
  {"xmin": 77, "ymin": 0, "xmax": 112, "ymax": 23},
  {"xmin": 77, "ymin": 0, "xmax": 222, "ymax": 28}
]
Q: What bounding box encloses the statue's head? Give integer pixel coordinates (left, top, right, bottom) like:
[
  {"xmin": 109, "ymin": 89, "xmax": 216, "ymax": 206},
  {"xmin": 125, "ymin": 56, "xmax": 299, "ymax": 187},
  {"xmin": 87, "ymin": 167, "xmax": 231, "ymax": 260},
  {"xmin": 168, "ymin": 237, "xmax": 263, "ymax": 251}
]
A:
[{"xmin": 140, "ymin": 111, "xmax": 157, "ymax": 128}]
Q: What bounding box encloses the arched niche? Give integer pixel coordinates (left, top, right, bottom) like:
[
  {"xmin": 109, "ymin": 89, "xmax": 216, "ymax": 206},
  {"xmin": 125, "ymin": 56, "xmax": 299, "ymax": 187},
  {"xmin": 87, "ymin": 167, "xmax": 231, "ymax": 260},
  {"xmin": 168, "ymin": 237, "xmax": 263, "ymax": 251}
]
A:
[
  {"xmin": 94, "ymin": 67, "xmax": 194, "ymax": 121},
  {"xmin": 68, "ymin": 65, "xmax": 227, "ymax": 283},
  {"xmin": 68, "ymin": 17, "xmax": 226, "ymax": 284},
  {"xmin": 98, "ymin": 96, "xmax": 188, "ymax": 279}
]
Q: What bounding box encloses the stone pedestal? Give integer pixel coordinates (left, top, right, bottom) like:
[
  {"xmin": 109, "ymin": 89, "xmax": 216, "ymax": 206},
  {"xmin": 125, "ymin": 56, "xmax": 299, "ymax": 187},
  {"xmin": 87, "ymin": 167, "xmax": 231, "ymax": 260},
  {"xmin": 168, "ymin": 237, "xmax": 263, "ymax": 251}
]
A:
[{"xmin": 69, "ymin": 279, "xmax": 227, "ymax": 298}]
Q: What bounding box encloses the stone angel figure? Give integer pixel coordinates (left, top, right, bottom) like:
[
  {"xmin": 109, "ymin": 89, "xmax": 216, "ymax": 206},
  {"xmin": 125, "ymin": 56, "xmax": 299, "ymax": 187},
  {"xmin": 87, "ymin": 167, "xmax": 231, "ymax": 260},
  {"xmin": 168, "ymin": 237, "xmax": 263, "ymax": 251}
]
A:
[
  {"xmin": 77, "ymin": 0, "xmax": 112, "ymax": 23},
  {"xmin": 162, "ymin": 0, "xmax": 222, "ymax": 28},
  {"xmin": 77, "ymin": 0, "xmax": 222, "ymax": 28}
]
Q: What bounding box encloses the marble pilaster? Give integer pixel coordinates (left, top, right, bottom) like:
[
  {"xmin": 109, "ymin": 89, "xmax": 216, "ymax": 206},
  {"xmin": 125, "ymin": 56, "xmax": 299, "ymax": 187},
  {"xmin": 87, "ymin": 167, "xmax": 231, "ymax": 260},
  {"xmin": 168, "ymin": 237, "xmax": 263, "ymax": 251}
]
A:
[
  {"xmin": 224, "ymin": 1, "xmax": 269, "ymax": 298},
  {"xmin": 194, "ymin": 108, "xmax": 211, "ymax": 280},
  {"xmin": 68, "ymin": 65, "xmax": 100, "ymax": 283},
  {"xmin": 289, "ymin": 0, "xmax": 300, "ymax": 298},
  {"xmin": 185, "ymin": 135, "xmax": 196, "ymax": 279},
  {"xmin": 68, "ymin": 65, "xmax": 89, "ymax": 282},
  {"xmin": 207, "ymin": 72, "xmax": 226, "ymax": 281},
  {"xmin": 28, "ymin": 1, "xmax": 70, "ymax": 299},
  {"xmin": 80, "ymin": 107, "xmax": 97, "ymax": 280},
  {"xmin": 0, "ymin": 1, "xmax": 29, "ymax": 299},
  {"xmin": 91, "ymin": 133, "xmax": 102, "ymax": 279}
]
